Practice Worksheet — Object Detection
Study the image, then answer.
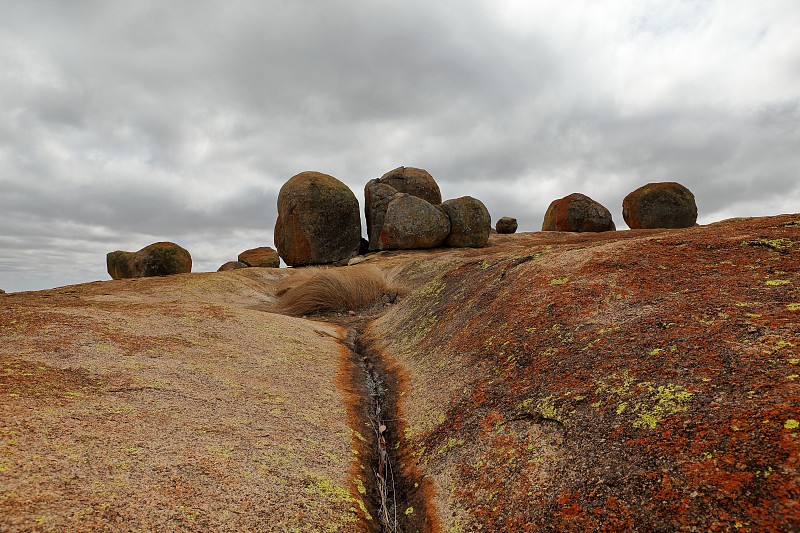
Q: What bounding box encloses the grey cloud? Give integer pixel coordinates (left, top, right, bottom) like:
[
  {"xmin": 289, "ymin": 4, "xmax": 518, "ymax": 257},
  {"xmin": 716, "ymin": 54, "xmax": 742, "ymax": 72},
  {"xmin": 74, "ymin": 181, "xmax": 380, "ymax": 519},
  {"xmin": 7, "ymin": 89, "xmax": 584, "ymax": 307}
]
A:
[{"xmin": 1, "ymin": 0, "xmax": 798, "ymax": 292}]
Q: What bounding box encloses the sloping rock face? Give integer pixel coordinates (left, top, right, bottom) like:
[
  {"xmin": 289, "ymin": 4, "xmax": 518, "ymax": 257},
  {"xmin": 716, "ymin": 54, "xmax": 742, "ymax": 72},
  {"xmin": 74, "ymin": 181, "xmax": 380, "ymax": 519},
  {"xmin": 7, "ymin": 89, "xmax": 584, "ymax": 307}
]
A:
[
  {"xmin": 238, "ymin": 246, "xmax": 280, "ymax": 268},
  {"xmin": 365, "ymin": 166, "xmax": 442, "ymax": 250},
  {"xmin": 274, "ymin": 171, "xmax": 361, "ymax": 266},
  {"xmin": 542, "ymin": 192, "xmax": 615, "ymax": 232},
  {"xmin": 0, "ymin": 269, "xmax": 372, "ymax": 530},
  {"xmin": 623, "ymin": 181, "xmax": 698, "ymax": 229},
  {"xmin": 379, "ymin": 193, "xmax": 451, "ymax": 250},
  {"xmin": 366, "ymin": 214, "xmax": 800, "ymax": 531},
  {"xmin": 440, "ymin": 196, "xmax": 491, "ymax": 248},
  {"xmin": 107, "ymin": 242, "xmax": 191, "ymax": 279},
  {"xmin": 495, "ymin": 216, "xmax": 518, "ymax": 234}
]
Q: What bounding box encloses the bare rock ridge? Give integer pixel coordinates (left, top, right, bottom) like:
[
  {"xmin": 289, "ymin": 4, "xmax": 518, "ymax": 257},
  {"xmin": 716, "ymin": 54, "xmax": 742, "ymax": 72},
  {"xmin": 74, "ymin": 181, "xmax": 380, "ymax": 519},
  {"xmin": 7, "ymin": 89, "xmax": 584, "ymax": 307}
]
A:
[{"xmin": 6, "ymin": 214, "xmax": 798, "ymax": 531}]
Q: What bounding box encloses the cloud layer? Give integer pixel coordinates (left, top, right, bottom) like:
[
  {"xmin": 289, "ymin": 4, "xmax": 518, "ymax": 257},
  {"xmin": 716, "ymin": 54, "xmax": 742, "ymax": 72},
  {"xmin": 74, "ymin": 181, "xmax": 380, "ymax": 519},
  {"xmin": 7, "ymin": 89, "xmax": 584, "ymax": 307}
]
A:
[{"xmin": 1, "ymin": 0, "xmax": 798, "ymax": 291}]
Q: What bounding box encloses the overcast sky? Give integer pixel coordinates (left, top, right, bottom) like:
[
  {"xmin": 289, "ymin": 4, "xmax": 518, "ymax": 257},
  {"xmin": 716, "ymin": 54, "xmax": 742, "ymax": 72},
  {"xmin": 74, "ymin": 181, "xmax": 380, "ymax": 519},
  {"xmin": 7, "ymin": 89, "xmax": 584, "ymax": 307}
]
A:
[{"xmin": 1, "ymin": 0, "xmax": 798, "ymax": 292}]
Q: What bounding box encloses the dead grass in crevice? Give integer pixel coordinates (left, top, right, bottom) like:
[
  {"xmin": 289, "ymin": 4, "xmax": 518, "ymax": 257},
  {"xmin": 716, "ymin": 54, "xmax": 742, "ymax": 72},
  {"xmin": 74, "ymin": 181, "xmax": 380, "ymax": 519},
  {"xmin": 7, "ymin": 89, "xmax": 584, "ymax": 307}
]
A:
[{"xmin": 275, "ymin": 265, "xmax": 404, "ymax": 317}]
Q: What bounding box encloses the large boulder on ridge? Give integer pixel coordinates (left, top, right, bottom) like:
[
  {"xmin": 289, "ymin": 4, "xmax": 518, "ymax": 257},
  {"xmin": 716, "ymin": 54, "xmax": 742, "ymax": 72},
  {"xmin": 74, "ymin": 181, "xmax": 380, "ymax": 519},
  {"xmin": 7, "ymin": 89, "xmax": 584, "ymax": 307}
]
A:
[
  {"xmin": 623, "ymin": 182, "xmax": 698, "ymax": 229},
  {"xmin": 496, "ymin": 216, "xmax": 518, "ymax": 234},
  {"xmin": 107, "ymin": 242, "xmax": 192, "ymax": 280},
  {"xmin": 440, "ymin": 196, "xmax": 491, "ymax": 248},
  {"xmin": 379, "ymin": 193, "xmax": 451, "ymax": 250},
  {"xmin": 274, "ymin": 171, "xmax": 361, "ymax": 266},
  {"xmin": 238, "ymin": 247, "xmax": 280, "ymax": 268},
  {"xmin": 365, "ymin": 166, "xmax": 442, "ymax": 250},
  {"xmin": 542, "ymin": 193, "xmax": 616, "ymax": 232}
]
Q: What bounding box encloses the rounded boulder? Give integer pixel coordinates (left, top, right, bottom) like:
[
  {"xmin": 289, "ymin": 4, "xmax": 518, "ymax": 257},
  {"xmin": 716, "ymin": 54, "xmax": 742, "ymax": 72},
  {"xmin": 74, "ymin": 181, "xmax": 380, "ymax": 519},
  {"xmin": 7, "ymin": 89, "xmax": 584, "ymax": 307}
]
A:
[
  {"xmin": 379, "ymin": 193, "xmax": 451, "ymax": 250},
  {"xmin": 496, "ymin": 217, "xmax": 518, "ymax": 234},
  {"xmin": 274, "ymin": 171, "xmax": 361, "ymax": 266},
  {"xmin": 238, "ymin": 247, "xmax": 280, "ymax": 268},
  {"xmin": 622, "ymin": 182, "xmax": 698, "ymax": 229},
  {"xmin": 542, "ymin": 193, "xmax": 615, "ymax": 232},
  {"xmin": 218, "ymin": 261, "xmax": 249, "ymax": 272},
  {"xmin": 440, "ymin": 196, "xmax": 491, "ymax": 248}
]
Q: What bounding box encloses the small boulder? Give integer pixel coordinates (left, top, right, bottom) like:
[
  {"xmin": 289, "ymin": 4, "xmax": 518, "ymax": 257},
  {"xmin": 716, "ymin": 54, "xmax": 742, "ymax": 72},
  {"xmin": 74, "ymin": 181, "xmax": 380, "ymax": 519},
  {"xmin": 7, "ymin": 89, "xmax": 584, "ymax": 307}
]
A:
[
  {"xmin": 622, "ymin": 182, "xmax": 698, "ymax": 229},
  {"xmin": 365, "ymin": 166, "xmax": 442, "ymax": 250},
  {"xmin": 440, "ymin": 196, "xmax": 491, "ymax": 248},
  {"xmin": 107, "ymin": 242, "xmax": 192, "ymax": 279},
  {"xmin": 542, "ymin": 193, "xmax": 615, "ymax": 232},
  {"xmin": 218, "ymin": 261, "xmax": 248, "ymax": 272},
  {"xmin": 0, "ymin": 289, "xmax": 5, "ymax": 294},
  {"xmin": 274, "ymin": 171, "xmax": 361, "ymax": 266},
  {"xmin": 379, "ymin": 193, "xmax": 451, "ymax": 250},
  {"xmin": 238, "ymin": 247, "xmax": 280, "ymax": 268},
  {"xmin": 106, "ymin": 250, "xmax": 134, "ymax": 279},
  {"xmin": 496, "ymin": 217, "xmax": 518, "ymax": 234}
]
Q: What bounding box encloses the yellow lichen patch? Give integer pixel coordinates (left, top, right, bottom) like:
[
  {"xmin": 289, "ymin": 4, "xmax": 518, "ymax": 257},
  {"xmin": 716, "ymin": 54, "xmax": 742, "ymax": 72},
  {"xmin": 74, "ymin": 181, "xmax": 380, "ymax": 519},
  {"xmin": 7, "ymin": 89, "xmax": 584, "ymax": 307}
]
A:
[
  {"xmin": 550, "ymin": 277, "xmax": 569, "ymax": 286},
  {"xmin": 765, "ymin": 280, "xmax": 790, "ymax": 286},
  {"xmin": 785, "ymin": 419, "xmax": 799, "ymax": 430},
  {"xmin": 787, "ymin": 303, "xmax": 800, "ymax": 311},
  {"xmin": 632, "ymin": 384, "xmax": 693, "ymax": 429}
]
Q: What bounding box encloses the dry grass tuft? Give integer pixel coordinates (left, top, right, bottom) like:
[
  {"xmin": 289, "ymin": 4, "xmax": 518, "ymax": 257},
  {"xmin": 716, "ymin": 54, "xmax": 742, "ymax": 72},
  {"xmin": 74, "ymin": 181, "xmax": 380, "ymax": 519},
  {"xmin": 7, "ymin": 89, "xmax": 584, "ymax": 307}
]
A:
[{"xmin": 276, "ymin": 265, "xmax": 402, "ymax": 316}]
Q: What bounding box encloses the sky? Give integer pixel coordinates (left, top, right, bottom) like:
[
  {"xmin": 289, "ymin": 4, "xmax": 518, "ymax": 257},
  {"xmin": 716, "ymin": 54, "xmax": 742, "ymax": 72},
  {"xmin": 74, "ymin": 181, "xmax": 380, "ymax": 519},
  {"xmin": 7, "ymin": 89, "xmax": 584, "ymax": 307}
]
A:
[{"xmin": 1, "ymin": 0, "xmax": 798, "ymax": 292}]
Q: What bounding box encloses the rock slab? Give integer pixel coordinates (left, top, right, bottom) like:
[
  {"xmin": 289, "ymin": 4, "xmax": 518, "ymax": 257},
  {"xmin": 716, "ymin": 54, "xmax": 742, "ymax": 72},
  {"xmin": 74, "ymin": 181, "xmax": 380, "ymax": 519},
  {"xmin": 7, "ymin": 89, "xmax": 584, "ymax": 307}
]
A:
[
  {"xmin": 542, "ymin": 193, "xmax": 616, "ymax": 232},
  {"xmin": 622, "ymin": 182, "xmax": 698, "ymax": 229},
  {"xmin": 274, "ymin": 171, "xmax": 361, "ymax": 266}
]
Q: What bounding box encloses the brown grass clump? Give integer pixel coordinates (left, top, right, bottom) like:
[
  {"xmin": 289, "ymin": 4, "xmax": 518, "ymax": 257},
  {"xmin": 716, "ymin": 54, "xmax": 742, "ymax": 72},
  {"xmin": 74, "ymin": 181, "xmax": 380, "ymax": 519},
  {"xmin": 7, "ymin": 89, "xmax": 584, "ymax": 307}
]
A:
[{"xmin": 275, "ymin": 265, "xmax": 401, "ymax": 316}]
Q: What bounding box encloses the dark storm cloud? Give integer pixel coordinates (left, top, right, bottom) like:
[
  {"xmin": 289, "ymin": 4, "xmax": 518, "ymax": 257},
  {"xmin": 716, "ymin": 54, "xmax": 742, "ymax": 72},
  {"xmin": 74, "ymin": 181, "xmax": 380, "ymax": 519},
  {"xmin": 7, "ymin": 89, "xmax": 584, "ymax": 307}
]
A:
[{"xmin": 1, "ymin": 0, "xmax": 798, "ymax": 291}]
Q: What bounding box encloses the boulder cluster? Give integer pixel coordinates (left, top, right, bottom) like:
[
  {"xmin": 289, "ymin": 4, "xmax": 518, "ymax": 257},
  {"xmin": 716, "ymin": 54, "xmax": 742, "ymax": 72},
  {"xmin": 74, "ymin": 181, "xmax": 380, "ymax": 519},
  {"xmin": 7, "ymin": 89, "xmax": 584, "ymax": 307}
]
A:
[
  {"xmin": 274, "ymin": 167, "xmax": 491, "ymax": 267},
  {"xmin": 541, "ymin": 182, "xmax": 697, "ymax": 233},
  {"xmin": 218, "ymin": 247, "xmax": 280, "ymax": 271},
  {"xmin": 104, "ymin": 175, "xmax": 698, "ymax": 280}
]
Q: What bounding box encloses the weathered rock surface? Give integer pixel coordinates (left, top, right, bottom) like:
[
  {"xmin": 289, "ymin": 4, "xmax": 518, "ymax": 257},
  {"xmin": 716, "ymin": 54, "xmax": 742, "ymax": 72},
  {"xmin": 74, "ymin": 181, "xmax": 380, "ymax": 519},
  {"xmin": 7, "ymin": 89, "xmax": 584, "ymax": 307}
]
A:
[
  {"xmin": 274, "ymin": 171, "xmax": 361, "ymax": 266},
  {"xmin": 623, "ymin": 181, "xmax": 698, "ymax": 229},
  {"xmin": 0, "ymin": 269, "xmax": 370, "ymax": 530},
  {"xmin": 218, "ymin": 261, "xmax": 248, "ymax": 271},
  {"xmin": 365, "ymin": 166, "xmax": 442, "ymax": 250},
  {"xmin": 495, "ymin": 216, "xmax": 518, "ymax": 234},
  {"xmin": 379, "ymin": 193, "xmax": 451, "ymax": 250},
  {"xmin": 542, "ymin": 193, "xmax": 616, "ymax": 232},
  {"xmin": 238, "ymin": 247, "xmax": 280, "ymax": 268},
  {"xmin": 107, "ymin": 242, "xmax": 192, "ymax": 279},
  {"xmin": 440, "ymin": 196, "xmax": 491, "ymax": 248}
]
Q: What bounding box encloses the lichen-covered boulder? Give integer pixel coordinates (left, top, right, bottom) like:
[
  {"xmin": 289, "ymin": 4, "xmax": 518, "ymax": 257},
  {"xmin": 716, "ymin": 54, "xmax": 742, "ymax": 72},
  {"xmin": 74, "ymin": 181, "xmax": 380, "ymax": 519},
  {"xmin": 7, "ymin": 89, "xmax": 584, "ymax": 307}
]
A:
[
  {"xmin": 107, "ymin": 242, "xmax": 192, "ymax": 279},
  {"xmin": 542, "ymin": 193, "xmax": 616, "ymax": 232},
  {"xmin": 622, "ymin": 182, "xmax": 698, "ymax": 229},
  {"xmin": 365, "ymin": 166, "xmax": 442, "ymax": 250},
  {"xmin": 238, "ymin": 247, "xmax": 280, "ymax": 268},
  {"xmin": 274, "ymin": 171, "xmax": 361, "ymax": 266},
  {"xmin": 496, "ymin": 217, "xmax": 518, "ymax": 234},
  {"xmin": 218, "ymin": 261, "xmax": 248, "ymax": 272},
  {"xmin": 379, "ymin": 193, "xmax": 451, "ymax": 250},
  {"xmin": 440, "ymin": 196, "xmax": 491, "ymax": 248},
  {"xmin": 364, "ymin": 182, "xmax": 400, "ymax": 251}
]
